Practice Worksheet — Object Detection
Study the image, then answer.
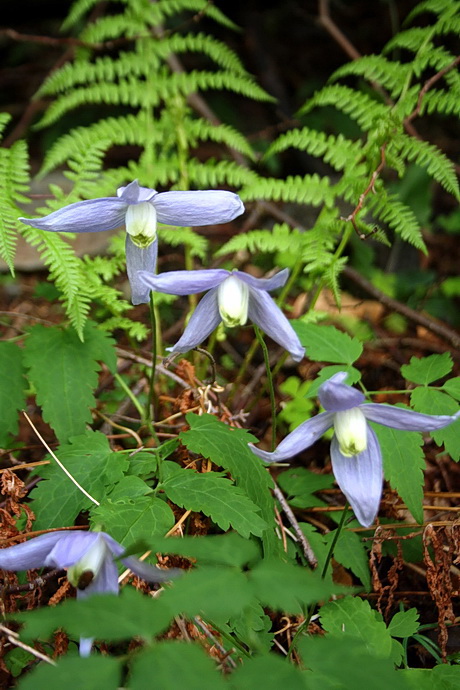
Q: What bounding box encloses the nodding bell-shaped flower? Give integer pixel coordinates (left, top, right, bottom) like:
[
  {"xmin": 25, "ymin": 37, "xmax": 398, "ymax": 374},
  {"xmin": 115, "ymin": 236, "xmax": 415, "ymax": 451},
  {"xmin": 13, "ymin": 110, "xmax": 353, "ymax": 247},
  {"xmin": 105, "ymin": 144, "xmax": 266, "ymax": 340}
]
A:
[
  {"xmin": 250, "ymin": 371, "xmax": 460, "ymax": 527},
  {"xmin": 19, "ymin": 181, "xmax": 244, "ymax": 305},
  {"xmin": 0, "ymin": 530, "xmax": 179, "ymax": 656},
  {"xmin": 137, "ymin": 267, "xmax": 305, "ymax": 362}
]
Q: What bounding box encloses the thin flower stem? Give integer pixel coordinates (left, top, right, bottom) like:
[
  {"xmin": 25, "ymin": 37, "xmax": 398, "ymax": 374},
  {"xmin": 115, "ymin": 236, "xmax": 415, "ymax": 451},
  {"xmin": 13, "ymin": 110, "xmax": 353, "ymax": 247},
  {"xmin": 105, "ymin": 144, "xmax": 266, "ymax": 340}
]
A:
[
  {"xmin": 287, "ymin": 504, "xmax": 350, "ymax": 658},
  {"xmin": 229, "ymin": 337, "xmax": 259, "ymax": 403},
  {"xmin": 148, "ymin": 290, "xmax": 158, "ymax": 423},
  {"xmin": 253, "ymin": 325, "xmax": 276, "ymax": 451},
  {"xmin": 114, "ymin": 372, "xmax": 145, "ymax": 420},
  {"xmin": 321, "ymin": 503, "xmax": 349, "ymax": 579}
]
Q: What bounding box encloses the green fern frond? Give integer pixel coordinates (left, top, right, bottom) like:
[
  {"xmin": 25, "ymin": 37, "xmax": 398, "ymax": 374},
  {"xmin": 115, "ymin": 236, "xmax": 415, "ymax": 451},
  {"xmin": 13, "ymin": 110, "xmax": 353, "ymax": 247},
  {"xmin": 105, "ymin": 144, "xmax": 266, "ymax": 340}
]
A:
[
  {"xmin": 390, "ymin": 133, "xmax": 459, "ymax": 199},
  {"xmin": 331, "ymin": 55, "xmax": 411, "ymax": 98},
  {"xmin": 20, "ymin": 227, "xmax": 92, "ymax": 337},
  {"xmin": 186, "ymin": 160, "xmax": 260, "ymax": 188},
  {"xmin": 240, "ymin": 174, "xmax": 334, "ymax": 207},
  {"xmin": 216, "ymin": 223, "xmax": 302, "ymax": 257},
  {"xmin": 158, "ymin": 225, "xmax": 208, "ymax": 260},
  {"xmin": 265, "ymin": 128, "xmax": 362, "ymax": 171},
  {"xmin": 97, "ymin": 316, "xmax": 148, "ymax": 340},
  {"xmin": 405, "ymin": 0, "xmax": 459, "ymax": 23},
  {"xmin": 80, "ymin": 14, "xmax": 147, "ymax": 44},
  {"xmin": 368, "ymin": 193, "xmax": 426, "ymax": 251},
  {"xmin": 37, "ymin": 51, "xmax": 161, "ymax": 97},
  {"xmin": 36, "ymin": 71, "xmax": 272, "ymax": 129},
  {"xmin": 62, "ymin": 0, "xmax": 114, "ymax": 30},
  {"xmin": 422, "ymin": 89, "xmax": 460, "ymax": 116},
  {"xmin": 322, "ymin": 256, "xmax": 348, "ymax": 305},
  {"xmin": 149, "ymin": 0, "xmax": 240, "ymax": 31},
  {"xmin": 0, "ymin": 113, "xmax": 11, "ymax": 138},
  {"xmin": 184, "ymin": 120, "xmax": 255, "ymax": 160},
  {"xmin": 384, "ymin": 27, "xmax": 433, "ymax": 55},
  {"xmin": 153, "ymin": 33, "xmax": 248, "ymax": 74},
  {"xmin": 0, "ymin": 139, "xmax": 31, "ymax": 273},
  {"xmin": 300, "ymin": 85, "xmax": 388, "ymax": 132},
  {"xmin": 40, "ymin": 112, "xmax": 150, "ymax": 176}
]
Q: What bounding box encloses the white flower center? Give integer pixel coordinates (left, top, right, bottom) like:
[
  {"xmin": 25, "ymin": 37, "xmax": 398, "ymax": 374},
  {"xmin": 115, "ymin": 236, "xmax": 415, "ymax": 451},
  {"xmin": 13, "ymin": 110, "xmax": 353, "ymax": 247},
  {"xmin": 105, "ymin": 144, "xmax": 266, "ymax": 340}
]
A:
[
  {"xmin": 333, "ymin": 407, "xmax": 368, "ymax": 457},
  {"xmin": 67, "ymin": 536, "xmax": 108, "ymax": 590},
  {"xmin": 217, "ymin": 275, "xmax": 249, "ymax": 327},
  {"xmin": 125, "ymin": 202, "xmax": 157, "ymax": 248}
]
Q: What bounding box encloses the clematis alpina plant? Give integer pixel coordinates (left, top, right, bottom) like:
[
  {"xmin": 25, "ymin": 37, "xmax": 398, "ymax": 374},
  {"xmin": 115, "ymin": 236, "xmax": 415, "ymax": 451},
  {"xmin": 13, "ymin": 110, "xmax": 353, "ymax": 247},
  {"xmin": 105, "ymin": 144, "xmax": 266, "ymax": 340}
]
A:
[
  {"xmin": 138, "ymin": 267, "xmax": 305, "ymax": 361},
  {"xmin": 250, "ymin": 371, "xmax": 460, "ymax": 527},
  {"xmin": 0, "ymin": 530, "xmax": 178, "ymax": 656},
  {"xmin": 19, "ymin": 181, "xmax": 244, "ymax": 305}
]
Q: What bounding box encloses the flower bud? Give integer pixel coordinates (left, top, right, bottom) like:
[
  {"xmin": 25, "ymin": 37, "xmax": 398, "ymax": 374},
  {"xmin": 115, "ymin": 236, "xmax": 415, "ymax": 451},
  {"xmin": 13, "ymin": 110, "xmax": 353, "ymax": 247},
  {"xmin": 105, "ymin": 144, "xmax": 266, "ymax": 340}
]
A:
[
  {"xmin": 333, "ymin": 407, "xmax": 368, "ymax": 457},
  {"xmin": 217, "ymin": 276, "xmax": 249, "ymax": 327},
  {"xmin": 125, "ymin": 202, "xmax": 157, "ymax": 248}
]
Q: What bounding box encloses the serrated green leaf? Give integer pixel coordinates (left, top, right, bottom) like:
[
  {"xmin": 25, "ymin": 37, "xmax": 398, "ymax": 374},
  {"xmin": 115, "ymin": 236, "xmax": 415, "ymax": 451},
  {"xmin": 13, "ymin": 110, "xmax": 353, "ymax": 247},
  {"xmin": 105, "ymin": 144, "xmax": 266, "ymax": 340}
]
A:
[
  {"xmin": 299, "ymin": 635, "xmax": 412, "ymax": 690},
  {"xmin": 160, "ymin": 462, "xmax": 267, "ymax": 538},
  {"xmin": 129, "ymin": 642, "xmax": 227, "ymax": 690},
  {"xmin": 90, "ymin": 495, "xmax": 175, "ymax": 546},
  {"xmin": 0, "ymin": 342, "xmax": 26, "ymax": 445},
  {"xmin": 388, "ymin": 608, "xmax": 420, "ymax": 638},
  {"xmin": 248, "ymin": 560, "xmax": 350, "ymax": 612},
  {"xmin": 277, "ymin": 467, "xmax": 334, "ymax": 509},
  {"xmin": 17, "ymin": 656, "xmax": 121, "ymax": 690},
  {"xmin": 292, "ymin": 322, "xmax": 363, "ymax": 364},
  {"xmin": 326, "ymin": 528, "xmax": 371, "ymax": 590},
  {"xmin": 14, "ymin": 587, "xmax": 171, "ymax": 645},
  {"xmin": 401, "ymin": 353, "xmax": 453, "ymax": 385},
  {"xmin": 146, "ymin": 532, "xmax": 261, "ymax": 567},
  {"xmin": 228, "ymin": 655, "xmax": 307, "ymax": 690},
  {"xmin": 160, "ymin": 566, "xmax": 254, "ymax": 621},
  {"xmin": 410, "ymin": 387, "xmax": 460, "ymax": 461},
  {"xmin": 23, "ymin": 322, "xmax": 116, "ymax": 442},
  {"xmin": 180, "ymin": 414, "xmax": 278, "ymax": 555},
  {"xmin": 106, "ymin": 475, "xmax": 152, "ymax": 501},
  {"xmin": 29, "ymin": 431, "xmax": 127, "ymax": 530},
  {"xmin": 229, "ymin": 600, "xmax": 274, "ymax": 653},
  {"xmin": 372, "ymin": 422, "xmax": 425, "ymax": 523},
  {"xmin": 320, "ymin": 596, "xmax": 392, "ymax": 658},
  {"xmin": 442, "ymin": 377, "xmax": 460, "ymax": 401}
]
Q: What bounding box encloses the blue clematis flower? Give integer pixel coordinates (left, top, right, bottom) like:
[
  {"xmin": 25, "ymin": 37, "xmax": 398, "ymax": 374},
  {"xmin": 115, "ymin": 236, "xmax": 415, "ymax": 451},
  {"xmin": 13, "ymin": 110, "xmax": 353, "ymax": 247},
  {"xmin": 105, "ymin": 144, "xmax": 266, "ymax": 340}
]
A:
[
  {"xmin": 0, "ymin": 530, "xmax": 178, "ymax": 656},
  {"xmin": 138, "ymin": 267, "xmax": 305, "ymax": 361},
  {"xmin": 19, "ymin": 181, "xmax": 244, "ymax": 305},
  {"xmin": 250, "ymin": 371, "xmax": 460, "ymax": 527}
]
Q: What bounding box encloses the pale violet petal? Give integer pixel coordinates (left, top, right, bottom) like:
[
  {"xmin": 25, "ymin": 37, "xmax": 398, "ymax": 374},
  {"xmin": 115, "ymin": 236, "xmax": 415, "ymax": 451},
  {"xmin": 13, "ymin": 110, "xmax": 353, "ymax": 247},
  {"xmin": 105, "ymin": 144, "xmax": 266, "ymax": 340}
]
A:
[
  {"xmin": 117, "ymin": 180, "xmax": 156, "ymax": 203},
  {"xmin": 78, "ymin": 638, "xmax": 94, "ymax": 658},
  {"xmin": 45, "ymin": 532, "xmax": 101, "ymax": 569},
  {"xmin": 247, "ymin": 287, "xmax": 305, "ymax": 362},
  {"xmin": 362, "ymin": 403, "xmax": 460, "ymax": 431},
  {"xmin": 249, "ymin": 411, "xmax": 336, "ymax": 463},
  {"xmin": 138, "ymin": 269, "xmax": 229, "ymax": 296},
  {"xmin": 318, "ymin": 372, "xmax": 365, "ymax": 412},
  {"xmin": 121, "ymin": 556, "xmax": 181, "ymax": 583},
  {"xmin": 167, "ymin": 288, "xmax": 221, "ymax": 354},
  {"xmin": 19, "ymin": 198, "xmax": 127, "ymax": 234},
  {"xmin": 0, "ymin": 532, "xmax": 67, "ymax": 571},
  {"xmin": 125, "ymin": 235, "xmax": 158, "ymax": 305},
  {"xmin": 153, "ymin": 190, "xmax": 244, "ymax": 226},
  {"xmin": 330, "ymin": 426, "xmax": 383, "ymax": 528},
  {"xmin": 235, "ymin": 268, "xmax": 289, "ymax": 292}
]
